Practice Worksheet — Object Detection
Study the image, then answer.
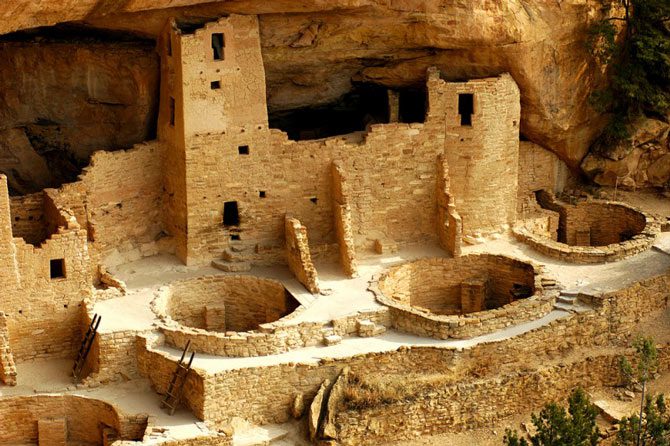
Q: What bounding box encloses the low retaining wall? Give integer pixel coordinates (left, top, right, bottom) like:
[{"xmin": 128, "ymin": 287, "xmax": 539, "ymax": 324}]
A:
[{"xmin": 333, "ymin": 348, "xmax": 670, "ymax": 445}]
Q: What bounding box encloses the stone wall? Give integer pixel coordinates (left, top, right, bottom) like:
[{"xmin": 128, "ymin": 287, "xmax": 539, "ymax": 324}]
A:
[
  {"xmin": 155, "ymin": 15, "xmax": 521, "ymax": 266},
  {"xmin": 285, "ymin": 216, "xmax": 320, "ymax": 293},
  {"xmin": 376, "ymin": 255, "xmax": 540, "ymax": 315},
  {"xmin": 515, "ymin": 198, "xmax": 658, "ymax": 264},
  {"xmin": 333, "ymin": 348, "xmax": 670, "ymax": 445},
  {"xmin": 136, "ymin": 336, "xmax": 207, "ymax": 420},
  {"xmin": 432, "ymin": 70, "xmax": 520, "ymax": 237},
  {"xmin": 9, "ymin": 192, "xmax": 50, "ymax": 246},
  {"xmin": 331, "ymin": 162, "xmax": 358, "ymax": 278},
  {"xmin": 160, "ymin": 275, "xmax": 293, "ymax": 332},
  {"xmin": 0, "ymin": 395, "xmax": 146, "ymax": 445},
  {"xmin": 517, "ymin": 140, "xmax": 569, "ymax": 216},
  {"xmin": 0, "ymin": 174, "xmax": 94, "ymax": 361},
  {"xmin": 180, "ymin": 271, "xmax": 670, "ymax": 428},
  {"xmin": 436, "ymin": 154, "xmax": 462, "ymax": 256},
  {"xmin": 52, "ymin": 141, "xmax": 167, "ymax": 269},
  {"xmin": 0, "ymin": 312, "xmax": 17, "ymax": 385},
  {"xmin": 562, "ymin": 201, "xmax": 647, "ymax": 247},
  {"xmin": 151, "ymin": 277, "xmax": 389, "ymax": 357},
  {"xmin": 82, "ymin": 303, "xmax": 141, "ymax": 384}
]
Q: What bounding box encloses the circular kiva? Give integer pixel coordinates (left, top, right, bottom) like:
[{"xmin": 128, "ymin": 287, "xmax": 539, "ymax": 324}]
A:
[
  {"xmin": 514, "ymin": 198, "xmax": 658, "ymax": 264},
  {"xmin": 371, "ymin": 254, "xmax": 557, "ymax": 340},
  {"xmin": 152, "ymin": 275, "xmax": 303, "ymax": 357}
]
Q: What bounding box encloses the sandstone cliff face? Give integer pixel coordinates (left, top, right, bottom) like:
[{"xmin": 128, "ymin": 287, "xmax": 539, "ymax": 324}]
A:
[
  {"xmin": 0, "ymin": 35, "xmax": 158, "ymax": 193},
  {"xmin": 581, "ymin": 117, "xmax": 670, "ymax": 189},
  {"xmin": 0, "ymin": 0, "xmax": 617, "ymax": 190}
]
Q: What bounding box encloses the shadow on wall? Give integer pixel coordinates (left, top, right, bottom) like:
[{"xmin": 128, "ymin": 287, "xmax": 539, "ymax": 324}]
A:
[{"xmin": 0, "ymin": 24, "xmax": 160, "ymax": 195}]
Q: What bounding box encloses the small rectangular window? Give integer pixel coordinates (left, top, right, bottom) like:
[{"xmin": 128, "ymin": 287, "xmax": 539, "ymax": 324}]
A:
[
  {"xmin": 212, "ymin": 33, "xmax": 225, "ymax": 60},
  {"xmin": 169, "ymin": 97, "xmax": 175, "ymax": 127},
  {"xmin": 211, "ymin": 80, "xmax": 221, "ymax": 90},
  {"xmin": 238, "ymin": 145, "xmax": 250, "ymax": 155},
  {"xmin": 458, "ymin": 93, "xmax": 474, "ymax": 126},
  {"xmin": 223, "ymin": 201, "xmax": 239, "ymax": 226},
  {"xmin": 259, "ymin": 191, "xmax": 266, "ymax": 198},
  {"xmin": 50, "ymin": 258, "xmax": 65, "ymax": 279}
]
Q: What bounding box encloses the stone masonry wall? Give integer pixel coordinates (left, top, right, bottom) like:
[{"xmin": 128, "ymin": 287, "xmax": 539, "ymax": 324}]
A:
[
  {"xmin": 378, "ymin": 255, "xmax": 537, "ymax": 313},
  {"xmin": 161, "ymin": 275, "xmax": 291, "ymax": 332},
  {"xmin": 0, "ymin": 395, "xmax": 145, "ymax": 445},
  {"xmin": 433, "ymin": 70, "xmax": 520, "ymax": 237},
  {"xmin": 436, "ymin": 154, "xmax": 462, "ymax": 256},
  {"xmin": 52, "ymin": 141, "xmax": 167, "ymax": 270},
  {"xmin": 2, "ymin": 184, "xmax": 93, "ymax": 361},
  {"xmin": 9, "ymin": 192, "xmax": 49, "ymax": 246},
  {"xmin": 517, "ymin": 141, "xmax": 569, "ymax": 216},
  {"xmin": 514, "ymin": 198, "xmax": 658, "ymax": 263},
  {"xmin": 158, "ymin": 15, "xmax": 521, "ymax": 265},
  {"xmin": 0, "ymin": 312, "xmax": 17, "ymax": 385},
  {"xmin": 285, "ymin": 216, "xmax": 320, "ymax": 294},
  {"xmin": 331, "ymin": 162, "xmax": 358, "ymax": 277},
  {"xmin": 0, "ymin": 177, "xmax": 20, "ymax": 292},
  {"xmin": 334, "ymin": 349, "xmax": 670, "ymax": 445},
  {"xmin": 189, "ymin": 271, "xmax": 670, "ymax": 427},
  {"xmin": 562, "ymin": 201, "xmax": 647, "ymax": 246}
]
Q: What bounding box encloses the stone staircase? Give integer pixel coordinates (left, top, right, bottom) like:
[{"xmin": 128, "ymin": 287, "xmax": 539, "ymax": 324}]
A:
[{"xmin": 553, "ymin": 290, "xmax": 589, "ymax": 313}]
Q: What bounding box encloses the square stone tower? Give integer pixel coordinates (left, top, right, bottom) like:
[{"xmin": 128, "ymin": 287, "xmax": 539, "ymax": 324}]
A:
[{"xmin": 157, "ymin": 15, "xmax": 269, "ymax": 263}]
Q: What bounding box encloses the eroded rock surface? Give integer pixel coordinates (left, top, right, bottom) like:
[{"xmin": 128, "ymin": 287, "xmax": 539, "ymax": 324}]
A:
[
  {"xmin": 581, "ymin": 117, "xmax": 670, "ymax": 189},
  {"xmin": 0, "ymin": 30, "xmax": 158, "ymax": 193}
]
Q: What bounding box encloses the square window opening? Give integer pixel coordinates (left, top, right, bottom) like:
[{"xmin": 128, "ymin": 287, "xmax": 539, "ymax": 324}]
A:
[
  {"xmin": 238, "ymin": 145, "xmax": 250, "ymax": 155},
  {"xmin": 310, "ymin": 197, "xmax": 318, "ymax": 204},
  {"xmin": 211, "ymin": 33, "xmax": 225, "ymax": 60},
  {"xmin": 458, "ymin": 93, "xmax": 474, "ymax": 126},
  {"xmin": 211, "ymin": 80, "xmax": 221, "ymax": 90},
  {"xmin": 259, "ymin": 191, "xmax": 266, "ymax": 198},
  {"xmin": 223, "ymin": 201, "xmax": 240, "ymax": 226},
  {"xmin": 230, "ymin": 234, "xmax": 241, "ymax": 241},
  {"xmin": 50, "ymin": 258, "xmax": 65, "ymax": 279}
]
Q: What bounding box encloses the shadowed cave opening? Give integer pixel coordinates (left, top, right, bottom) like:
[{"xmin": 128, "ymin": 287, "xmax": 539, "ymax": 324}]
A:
[
  {"xmin": 269, "ymin": 83, "xmax": 427, "ymax": 141},
  {"xmin": 0, "ymin": 23, "xmax": 159, "ymax": 196}
]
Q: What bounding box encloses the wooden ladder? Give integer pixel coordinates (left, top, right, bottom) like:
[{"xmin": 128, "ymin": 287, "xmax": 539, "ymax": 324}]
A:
[
  {"xmin": 72, "ymin": 313, "xmax": 101, "ymax": 383},
  {"xmin": 161, "ymin": 340, "xmax": 195, "ymax": 415}
]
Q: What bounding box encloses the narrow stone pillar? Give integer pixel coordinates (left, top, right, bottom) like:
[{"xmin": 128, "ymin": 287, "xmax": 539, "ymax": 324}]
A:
[
  {"xmin": 0, "ymin": 175, "xmax": 19, "ymax": 291},
  {"xmin": 285, "ymin": 216, "xmax": 320, "ymax": 294},
  {"xmin": 460, "ymin": 277, "xmax": 487, "ymax": 314}
]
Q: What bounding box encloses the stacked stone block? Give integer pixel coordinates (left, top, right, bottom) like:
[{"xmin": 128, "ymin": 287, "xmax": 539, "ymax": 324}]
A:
[{"xmin": 285, "ymin": 216, "xmax": 320, "ymax": 294}]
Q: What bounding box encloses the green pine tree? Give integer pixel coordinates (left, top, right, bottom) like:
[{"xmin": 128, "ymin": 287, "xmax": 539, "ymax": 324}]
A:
[
  {"xmin": 503, "ymin": 388, "xmax": 600, "ymax": 446},
  {"xmin": 587, "ymin": 0, "xmax": 670, "ymax": 156},
  {"xmin": 616, "ymin": 394, "xmax": 670, "ymax": 446}
]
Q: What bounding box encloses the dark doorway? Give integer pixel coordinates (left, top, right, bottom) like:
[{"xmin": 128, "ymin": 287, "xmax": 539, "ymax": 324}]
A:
[
  {"xmin": 398, "ymin": 88, "xmax": 427, "ymax": 123},
  {"xmin": 223, "ymin": 201, "xmax": 239, "ymax": 226},
  {"xmin": 212, "ymin": 33, "xmax": 225, "ymax": 60},
  {"xmin": 458, "ymin": 93, "xmax": 474, "ymax": 126}
]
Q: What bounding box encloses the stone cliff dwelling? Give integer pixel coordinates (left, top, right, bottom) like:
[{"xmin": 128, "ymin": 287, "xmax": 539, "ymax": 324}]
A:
[{"xmin": 1, "ymin": 5, "xmax": 670, "ymax": 446}]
